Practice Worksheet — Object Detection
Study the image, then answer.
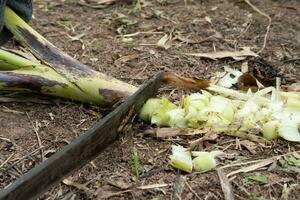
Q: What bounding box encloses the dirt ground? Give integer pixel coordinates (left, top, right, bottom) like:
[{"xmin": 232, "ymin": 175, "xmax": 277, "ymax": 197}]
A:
[{"xmin": 1, "ymin": 0, "xmax": 300, "ymax": 199}]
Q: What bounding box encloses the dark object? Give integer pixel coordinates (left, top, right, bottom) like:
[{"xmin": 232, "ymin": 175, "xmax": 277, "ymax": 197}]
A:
[
  {"xmin": 237, "ymin": 73, "xmax": 259, "ymax": 92},
  {"xmin": 0, "ymin": 72, "xmax": 164, "ymax": 200},
  {"xmin": 0, "ymin": 0, "xmax": 32, "ymax": 45},
  {"xmin": 248, "ymin": 58, "xmax": 283, "ymax": 86}
]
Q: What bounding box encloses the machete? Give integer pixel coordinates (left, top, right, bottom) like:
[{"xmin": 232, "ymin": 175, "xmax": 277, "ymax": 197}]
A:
[{"xmin": 0, "ymin": 72, "xmax": 164, "ymax": 200}]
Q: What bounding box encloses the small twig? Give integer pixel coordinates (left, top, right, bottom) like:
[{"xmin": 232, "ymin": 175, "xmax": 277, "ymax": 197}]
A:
[
  {"xmin": 120, "ymin": 31, "xmax": 165, "ymax": 38},
  {"xmin": 26, "ymin": 113, "xmax": 44, "ymax": 162},
  {"xmin": 33, "ymin": 121, "xmax": 44, "ymax": 162},
  {"xmin": 4, "ymin": 147, "xmax": 44, "ymax": 171},
  {"xmin": 7, "ymin": 168, "xmax": 22, "ymax": 177},
  {"xmin": 137, "ymin": 183, "xmax": 170, "ymax": 190},
  {"xmin": 1, "ymin": 106, "xmax": 24, "ymax": 114},
  {"xmin": 0, "ymin": 153, "xmax": 15, "ymax": 168},
  {"xmin": 244, "ymin": 0, "xmax": 272, "ymax": 54},
  {"xmin": 217, "ymin": 168, "xmax": 235, "ymax": 200},
  {"xmin": 0, "ymin": 136, "xmax": 11, "ymax": 142}
]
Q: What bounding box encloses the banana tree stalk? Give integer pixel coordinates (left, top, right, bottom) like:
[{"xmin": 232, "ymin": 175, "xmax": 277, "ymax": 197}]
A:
[{"xmin": 1, "ymin": 6, "xmax": 137, "ymax": 105}]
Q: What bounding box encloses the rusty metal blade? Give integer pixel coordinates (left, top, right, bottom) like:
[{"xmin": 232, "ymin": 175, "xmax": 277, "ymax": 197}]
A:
[{"xmin": 0, "ymin": 72, "xmax": 164, "ymax": 200}]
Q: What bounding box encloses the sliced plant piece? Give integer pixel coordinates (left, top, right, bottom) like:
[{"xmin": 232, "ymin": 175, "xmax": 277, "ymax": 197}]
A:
[
  {"xmin": 191, "ymin": 150, "xmax": 223, "ymax": 157},
  {"xmin": 167, "ymin": 108, "xmax": 187, "ymax": 128},
  {"xmin": 192, "ymin": 153, "xmax": 216, "ymax": 172},
  {"xmin": 139, "ymin": 98, "xmax": 162, "ymax": 122},
  {"xmin": 262, "ymin": 120, "xmax": 279, "ymax": 140},
  {"xmin": 208, "ymin": 96, "xmax": 235, "ymax": 125},
  {"xmin": 169, "ymin": 145, "xmax": 192, "ymax": 173},
  {"xmin": 192, "ymin": 150, "xmax": 223, "ymax": 172},
  {"xmin": 183, "ymin": 93, "xmax": 210, "ymax": 128},
  {"xmin": 286, "ymin": 97, "xmax": 300, "ymax": 112},
  {"xmin": 151, "ymin": 97, "xmax": 177, "ymax": 127},
  {"xmin": 139, "ymin": 79, "xmax": 300, "ymax": 143},
  {"xmin": 278, "ymin": 121, "xmax": 300, "ymax": 142}
]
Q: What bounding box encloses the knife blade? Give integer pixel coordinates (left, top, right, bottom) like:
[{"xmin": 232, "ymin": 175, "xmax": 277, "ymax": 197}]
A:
[{"xmin": 0, "ymin": 72, "xmax": 164, "ymax": 200}]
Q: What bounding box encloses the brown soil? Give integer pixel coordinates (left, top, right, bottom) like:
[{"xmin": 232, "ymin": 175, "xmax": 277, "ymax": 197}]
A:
[{"xmin": 1, "ymin": 0, "xmax": 300, "ymax": 199}]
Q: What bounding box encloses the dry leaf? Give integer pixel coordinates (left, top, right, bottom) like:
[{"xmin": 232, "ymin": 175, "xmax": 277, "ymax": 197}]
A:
[
  {"xmin": 157, "ymin": 34, "xmax": 172, "ymax": 50},
  {"xmin": 145, "ymin": 128, "xmax": 208, "ymax": 138},
  {"xmin": 183, "ymin": 47, "xmax": 258, "ymax": 61},
  {"xmin": 97, "ymin": 188, "xmax": 131, "ymax": 199},
  {"xmin": 227, "ymin": 159, "xmax": 276, "ymax": 177},
  {"xmin": 107, "ymin": 177, "xmax": 132, "ymax": 190},
  {"xmin": 62, "ymin": 179, "xmax": 93, "ymax": 195},
  {"xmin": 240, "ymin": 140, "xmax": 258, "ymax": 154}
]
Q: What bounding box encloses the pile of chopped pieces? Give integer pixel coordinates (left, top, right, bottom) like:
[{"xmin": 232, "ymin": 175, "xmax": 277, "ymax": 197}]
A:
[{"xmin": 140, "ymin": 68, "xmax": 300, "ymax": 172}]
